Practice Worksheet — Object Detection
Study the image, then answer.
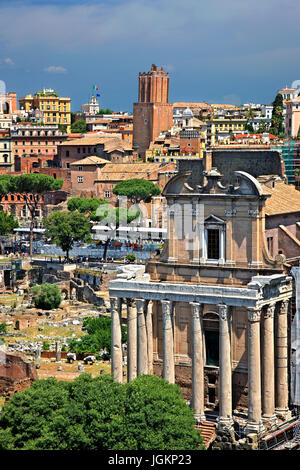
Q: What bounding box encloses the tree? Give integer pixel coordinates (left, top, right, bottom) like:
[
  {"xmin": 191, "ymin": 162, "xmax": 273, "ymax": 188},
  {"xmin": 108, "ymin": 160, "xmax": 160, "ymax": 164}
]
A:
[
  {"xmin": 67, "ymin": 196, "xmax": 140, "ymax": 261},
  {"xmin": 113, "ymin": 178, "xmax": 161, "ymax": 203},
  {"xmin": 43, "ymin": 210, "xmax": 91, "ymax": 260},
  {"xmin": 11, "ymin": 174, "xmax": 63, "ymax": 256},
  {"xmin": 71, "ymin": 118, "xmax": 87, "ymax": 133},
  {"xmin": 94, "ymin": 204, "xmax": 139, "ymax": 261},
  {"xmin": 68, "ymin": 316, "xmax": 126, "ymax": 356},
  {"xmin": 0, "ymin": 211, "xmax": 19, "ymax": 254},
  {"xmin": 0, "ymin": 374, "xmax": 204, "ymax": 450},
  {"xmin": 270, "ymin": 93, "xmax": 284, "ymax": 136},
  {"xmin": 32, "ymin": 283, "xmax": 62, "ymax": 310}
]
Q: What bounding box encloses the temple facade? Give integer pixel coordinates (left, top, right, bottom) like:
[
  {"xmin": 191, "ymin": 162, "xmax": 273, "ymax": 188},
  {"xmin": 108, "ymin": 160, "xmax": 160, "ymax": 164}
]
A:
[{"xmin": 109, "ymin": 168, "xmax": 293, "ymax": 434}]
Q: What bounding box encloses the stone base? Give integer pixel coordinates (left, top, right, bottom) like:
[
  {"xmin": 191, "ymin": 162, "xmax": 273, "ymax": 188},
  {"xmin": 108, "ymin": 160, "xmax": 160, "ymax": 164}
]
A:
[
  {"xmin": 275, "ymin": 408, "xmax": 292, "ymax": 422},
  {"xmin": 262, "ymin": 414, "xmax": 278, "ymax": 427},
  {"xmin": 216, "ymin": 416, "xmax": 234, "ymax": 431},
  {"xmin": 245, "ymin": 420, "xmax": 264, "ymax": 435}
]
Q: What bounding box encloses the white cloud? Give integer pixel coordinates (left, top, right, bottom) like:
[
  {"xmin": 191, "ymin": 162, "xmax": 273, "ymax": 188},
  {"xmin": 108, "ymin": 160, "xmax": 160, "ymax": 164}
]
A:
[
  {"xmin": 44, "ymin": 65, "xmax": 67, "ymax": 74},
  {"xmin": 4, "ymin": 57, "xmax": 14, "ymax": 65},
  {"xmin": 0, "ymin": 57, "xmax": 14, "ymax": 66}
]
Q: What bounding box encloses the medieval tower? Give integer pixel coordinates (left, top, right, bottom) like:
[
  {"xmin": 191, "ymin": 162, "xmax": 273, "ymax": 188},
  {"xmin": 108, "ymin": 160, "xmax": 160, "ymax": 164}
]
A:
[{"xmin": 133, "ymin": 64, "xmax": 173, "ymax": 157}]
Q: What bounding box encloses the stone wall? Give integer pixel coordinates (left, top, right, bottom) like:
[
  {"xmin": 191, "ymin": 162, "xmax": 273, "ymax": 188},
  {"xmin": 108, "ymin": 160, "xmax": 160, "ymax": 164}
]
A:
[
  {"xmin": 0, "ymin": 350, "xmax": 37, "ymax": 400},
  {"xmin": 178, "ymin": 149, "xmax": 284, "ymax": 187}
]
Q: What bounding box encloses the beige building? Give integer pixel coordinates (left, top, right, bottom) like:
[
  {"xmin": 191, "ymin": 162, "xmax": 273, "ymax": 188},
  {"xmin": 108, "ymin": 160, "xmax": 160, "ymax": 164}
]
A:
[
  {"xmin": 19, "ymin": 89, "xmax": 71, "ymax": 132},
  {"xmin": 285, "ymin": 95, "xmax": 300, "ymax": 137},
  {"xmin": 109, "ymin": 167, "xmax": 293, "ymax": 438}
]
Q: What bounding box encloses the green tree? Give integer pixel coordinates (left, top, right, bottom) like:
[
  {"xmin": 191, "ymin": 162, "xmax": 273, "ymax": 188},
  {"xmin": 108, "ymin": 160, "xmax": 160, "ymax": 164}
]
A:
[
  {"xmin": 0, "ymin": 211, "xmax": 19, "ymax": 254},
  {"xmin": 11, "ymin": 174, "xmax": 63, "ymax": 256},
  {"xmin": 245, "ymin": 123, "xmax": 255, "ymax": 133},
  {"xmin": 113, "ymin": 178, "xmax": 161, "ymax": 203},
  {"xmin": 0, "ymin": 375, "xmax": 204, "ymax": 450},
  {"xmin": 43, "ymin": 210, "xmax": 91, "ymax": 260},
  {"xmin": 67, "ymin": 196, "xmax": 107, "ymax": 220},
  {"xmin": 32, "ymin": 283, "xmax": 62, "ymax": 310},
  {"xmin": 68, "ymin": 316, "xmax": 126, "ymax": 356},
  {"xmin": 71, "ymin": 118, "xmax": 87, "ymax": 133},
  {"xmin": 270, "ymin": 93, "xmax": 284, "ymax": 136},
  {"xmin": 94, "ymin": 204, "xmax": 139, "ymax": 261}
]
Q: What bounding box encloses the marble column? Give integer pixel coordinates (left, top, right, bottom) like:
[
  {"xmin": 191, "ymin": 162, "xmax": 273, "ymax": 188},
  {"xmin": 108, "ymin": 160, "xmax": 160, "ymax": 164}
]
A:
[
  {"xmin": 246, "ymin": 307, "xmax": 264, "ymax": 434},
  {"xmin": 136, "ymin": 298, "xmax": 148, "ymax": 376},
  {"xmin": 262, "ymin": 303, "xmax": 277, "ymax": 423},
  {"xmin": 146, "ymin": 300, "xmax": 153, "ymax": 375},
  {"xmin": 55, "ymin": 341, "xmax": 61, "ymax": 362},
  {"xmin": 127, "ymin": 298, "xmax": 137, "ymax": 382},
  {"xmin": 275, "ymin": 299, "xmax": 291, "ymax": 420},
  {"xmin": 110, "ymin": 296, "xmax": 123, "ymax": 383},
  {"xmin": 161, "ymin": 300, "xmax": 175, "ymax": 384},
  {"xmin": 217, "ymin": 304, "xmax": 233, "ymax": 430},
  {"xmin": 190, "ymin": 302, "xmax": 205, "ymax": 422}
]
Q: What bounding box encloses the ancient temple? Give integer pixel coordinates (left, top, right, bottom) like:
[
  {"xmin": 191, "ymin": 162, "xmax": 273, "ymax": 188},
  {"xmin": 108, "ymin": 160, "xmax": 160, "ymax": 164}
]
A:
[{"xmin": 109, "ymin": 168, "xmax": 293, "ymax": 434}]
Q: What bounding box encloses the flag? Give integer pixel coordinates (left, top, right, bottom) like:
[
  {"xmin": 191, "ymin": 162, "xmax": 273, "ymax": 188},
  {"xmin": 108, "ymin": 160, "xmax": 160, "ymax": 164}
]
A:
[{"xmin": 96, "ymin": 93, "xmax": 101, "ymax": 97}]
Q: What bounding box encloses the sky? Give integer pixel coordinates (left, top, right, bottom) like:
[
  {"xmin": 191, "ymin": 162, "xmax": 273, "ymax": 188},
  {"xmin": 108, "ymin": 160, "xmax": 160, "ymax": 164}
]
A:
[{"xmin": 0, "ymin": 0, "xmax": 300, "ymax": 112}]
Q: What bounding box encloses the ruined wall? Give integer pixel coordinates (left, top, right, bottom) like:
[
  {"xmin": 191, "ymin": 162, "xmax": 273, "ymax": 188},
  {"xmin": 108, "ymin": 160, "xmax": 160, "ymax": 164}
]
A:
[{"xmin": 0, "ymin": 351, "xmax": 37, "ymax": 400}]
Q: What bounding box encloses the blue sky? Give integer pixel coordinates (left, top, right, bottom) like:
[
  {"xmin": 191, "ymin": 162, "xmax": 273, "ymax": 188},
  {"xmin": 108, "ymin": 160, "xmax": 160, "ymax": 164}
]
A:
[{"xmin": 0, "ymin": 0, "xmax": 300, "ymax": 112}]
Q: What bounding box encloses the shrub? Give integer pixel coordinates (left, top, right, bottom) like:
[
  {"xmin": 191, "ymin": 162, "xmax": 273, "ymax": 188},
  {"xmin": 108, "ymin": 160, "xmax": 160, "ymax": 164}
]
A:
[{"xmin": 32, "ymin": 283, "xmax": 62, "ymax": 310}]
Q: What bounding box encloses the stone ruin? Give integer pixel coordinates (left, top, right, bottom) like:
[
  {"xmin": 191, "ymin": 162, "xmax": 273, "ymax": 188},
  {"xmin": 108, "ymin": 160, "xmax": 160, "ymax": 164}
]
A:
[{"xmin": 0, "ymin": 347, "xmax": 38, "ymax": 401}]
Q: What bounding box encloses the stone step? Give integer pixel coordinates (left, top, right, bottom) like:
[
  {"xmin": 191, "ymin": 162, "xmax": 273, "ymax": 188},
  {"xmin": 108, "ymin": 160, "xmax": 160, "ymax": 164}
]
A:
[{"xmin": 195, "ymin": 421, "xmax": 217, "ymax": 448}]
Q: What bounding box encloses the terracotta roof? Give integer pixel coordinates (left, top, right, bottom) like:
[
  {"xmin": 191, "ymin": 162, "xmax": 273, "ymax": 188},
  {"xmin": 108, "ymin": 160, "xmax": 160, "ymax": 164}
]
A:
[
  {"xmin": 262, "ymin": 182, "xmax": 300, "ymax": 215},
  {"xmin": 95, "ymin": 162, "xmax": 173, "ymax": 182},
  {"xmin": 173, "ymin": 102, "xmax": 209, "ymax": 108},
  {"xmin": 70, "ymin": 156, "xmax": 109, "ymax": 166},
  {"xmin": 59, "ymin": 136, "xmax": 131, "ymax": 152}
]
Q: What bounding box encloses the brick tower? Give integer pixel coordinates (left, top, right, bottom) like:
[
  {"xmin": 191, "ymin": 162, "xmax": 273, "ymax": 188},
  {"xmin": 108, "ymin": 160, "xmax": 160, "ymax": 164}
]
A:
[{"xmin": 133, "ymin": 64, "xmax": 173, "ymax": 157}]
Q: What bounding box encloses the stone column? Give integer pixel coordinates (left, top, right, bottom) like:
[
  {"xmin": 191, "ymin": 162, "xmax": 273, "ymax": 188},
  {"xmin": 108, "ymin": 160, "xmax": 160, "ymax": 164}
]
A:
[
  {"xmin": 55, "ymin": 341, "xmax": 61, "ymax": 362},
  {"xmin": 136, "ymin": 298, "xmax": 148, "ymax": 376},
  {"xmin": 217, "ymin": 304, "xmax": 233, "ymax": 430},
  {"xmin": 190, "ymin": 302, "xmax": 205, "ymax": 422},
  {"xmin": 146, "ymin": 300, "xmax": 153, "ymax": 375},
  {"xmin": 246, "ymin": 307, "xmax": 264, "ymax": 434},
  {"xmin": 275, "ymin": 299, "xmax": 291, "ymax": 420},
  {"xmin": 262, "ymin": 303, "xmax": 277, "ymax": 423},
  {"xmin": 161, "ymin": 300, "xmax": 175, "ymax": 384},
  {"xmin": 110, "ymin": 296, "xmax": 123, "ymax": 383},
  {"xmin": 127, "ymin": 298, "xmax": 137, "ymax": 382}
]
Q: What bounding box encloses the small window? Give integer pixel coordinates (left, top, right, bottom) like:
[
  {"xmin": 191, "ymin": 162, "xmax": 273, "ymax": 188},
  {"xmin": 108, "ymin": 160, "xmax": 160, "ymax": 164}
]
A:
[
  {"xmin": 78, "ymin": 166, "xmax": 83, "ymax": 171},
  {"xmin": 78, "ymin": 176, "xmax": 83, "ymax": 183},
  {"xmin": 66, "ymin": 150, "xmax": 69, "ymax": 157},
  {"xmin": 104, "ymin": 190, "xmax": 110, "ymax": 198},
  {"xmin": 267, "ymin": 237, "xmax": 273, "ymax": 256}
]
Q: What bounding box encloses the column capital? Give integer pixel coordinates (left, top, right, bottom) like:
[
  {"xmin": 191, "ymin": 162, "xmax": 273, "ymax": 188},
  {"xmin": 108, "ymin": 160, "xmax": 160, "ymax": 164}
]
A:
[
  {"xmin": 161, "ymin": 299, "xmax": 172, "ymax": 315},
  {"xmin": 189, "ymin": 302, "xmax": 203, "ymax": 318},
  {"xmin": 247, "ymin": 306, "xmax": 261, "ymax": 322},
  {"xmin": 110, "ymin": 296, "xmax": 121, "ymax": 310},
  {"xmin": 264, "ymin": 303, "xmax": 276, "ymax": 319},
  {"xmin": 127, "ymin": 298, "xmax": 136, "ymax": 308},
  {"xmin": 279, "ymin": 299, "xmax": 289, "ymax": 315},
  {"xmin": 136, "ymin": 298, "xmax": 146, "ymax": 312},
  {"xmin": 218, "ymin": 303, "xmax": 230, "ymax": 321}
]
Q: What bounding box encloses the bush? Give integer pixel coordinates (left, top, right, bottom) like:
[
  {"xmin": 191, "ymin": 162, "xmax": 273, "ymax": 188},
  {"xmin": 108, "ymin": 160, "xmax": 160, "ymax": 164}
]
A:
[
  {"xmin": 68, "ymin": 316, "xmax": 126, "ymax": 356},
  {"xmin": 0, "ymin": 375, "xmax": 204, "ymax": 450},
  {"xmin": 32, "ymin": 283, "xmax": 62, "ymax": 310},
  {"xmin": 0, "ymin": 323, "xmax": 7, "ymax": 335},
  {"xmin": 126, "ymin": 254, "xmax": 136, "ymax": 263}
]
